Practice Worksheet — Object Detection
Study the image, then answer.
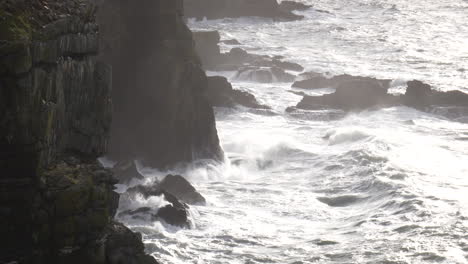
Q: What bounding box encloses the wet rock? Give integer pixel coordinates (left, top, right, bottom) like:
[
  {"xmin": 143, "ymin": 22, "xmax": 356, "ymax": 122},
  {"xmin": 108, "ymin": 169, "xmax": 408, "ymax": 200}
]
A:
[
  {"xmin": 207, "ymin": 76, "xmax": 270, "ymax": 109},
  {"xmin": 222, "ymin": 39, "xmax": 241, "ymax": 45},
  {"xmin": 279, "ymin": 1, "xmax": 312, "ymax": 12},
  {"xmin": 159, "ymin": 175, "xmax": 206, "ymax": 205},
  {"xmin": 105, "ymin": 221, "xmax": 159, "ymax": 264},
  {"xmin": 292, "ymin": 73, "xmax": 391, "ymax": 90},
  {"xmin": 156, "ymin": 204, "xmax": 190, "ymax": 228},
  {"xmin": 112, "ymin": 160, "xmax": 144, "ymax": 184},
  {"xmin": 193, "ymin": 31, "xmax": 304, "ymax": 74},
  {"xmin": 296, "ymin": 79, "xmax": 396, "ymax": 110},
  {"xmin": 402, "ymin": 80, "xmax": 468, "ymax": 110},
  {"xmin": 125, "ymin": 184, "xmax": 191, "ymax": 228},
  {"xmin": 235, "ymin": 66, "xmax": 295, "ymax": 83},
  {"xmin": 184, "ymin": 0, "xmax": 303, "ymax": 21}
]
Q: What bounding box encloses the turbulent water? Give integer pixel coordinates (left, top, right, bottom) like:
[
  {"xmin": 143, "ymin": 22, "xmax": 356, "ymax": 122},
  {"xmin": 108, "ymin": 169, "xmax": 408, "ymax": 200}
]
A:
[{"xmin": 118, "ymin": 1, "xmax": 468, "ymax": 263}]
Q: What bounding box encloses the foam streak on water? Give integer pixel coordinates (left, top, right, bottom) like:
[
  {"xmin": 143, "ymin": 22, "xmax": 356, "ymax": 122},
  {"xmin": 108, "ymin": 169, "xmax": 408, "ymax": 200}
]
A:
[{"xmin": 122, "ymin": 0, "xmax": 468, "ymax": 263}]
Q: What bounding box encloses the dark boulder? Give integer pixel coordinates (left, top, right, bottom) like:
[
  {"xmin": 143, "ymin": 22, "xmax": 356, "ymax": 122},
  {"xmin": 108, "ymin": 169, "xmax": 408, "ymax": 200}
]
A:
[
  {"xmin": 105, "ymin": 221, "xmax": 159, "ymax": 264},
  {"xmin": 279, "ymin": 1, "xmax": 312, "ymax": 12},
  {"xmin": 401, "ymin": 81, "xmax": 468, "ymax": 120},
  {"xmin": 125, "ymin": 185, "xmax": 191, "ymax": 228},
  {"xmin": 156, "ymin": 204, "xmax": 190, "ymax": 228},
  {"xmin": 184, "ymin": 0, "xmax": 303, "ymax": 21},
  {"xmin": 159, "ymin": 174, "xmax": 206, "ymax": 205},
  {"xmin": 112, "ymin": 160, "xmax": 144, "ymax": 184},
  {"xmin": 207, "ymin": 76, "xmax": 270, "ymax": 109}
]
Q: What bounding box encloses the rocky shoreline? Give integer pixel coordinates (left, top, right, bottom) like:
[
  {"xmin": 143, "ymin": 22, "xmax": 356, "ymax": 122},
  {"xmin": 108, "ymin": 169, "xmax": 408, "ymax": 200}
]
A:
[
  {"xmin": 2, "ymin": 0, "xmax": 468, "ymax": 263},
  {"xmin": 0, "ymin": 0, "xmax": 223, "ymax": 263}
]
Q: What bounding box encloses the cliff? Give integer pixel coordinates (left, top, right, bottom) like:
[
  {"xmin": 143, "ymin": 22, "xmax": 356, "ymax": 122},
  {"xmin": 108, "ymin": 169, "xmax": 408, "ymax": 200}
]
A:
[{"xmin": 99, "ymin": 0, "xmax": 223, "ymax": 168}]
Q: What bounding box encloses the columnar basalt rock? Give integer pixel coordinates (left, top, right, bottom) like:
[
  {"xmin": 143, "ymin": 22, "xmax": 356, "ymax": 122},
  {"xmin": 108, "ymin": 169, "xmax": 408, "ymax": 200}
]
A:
[
  {"xmin": 0, "ymin": 1, "xmax": 157, "ymax": 263},
  {"xmin": 99, "ymin": 0, "xmax": 223, "ymax": 168}
]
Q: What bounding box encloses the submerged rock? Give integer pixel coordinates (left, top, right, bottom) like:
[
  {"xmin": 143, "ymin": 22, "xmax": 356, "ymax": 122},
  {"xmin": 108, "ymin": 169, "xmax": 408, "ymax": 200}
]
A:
[{"xmin": 207, "ymin": 76, "xmax": 270, "ymax": 109}]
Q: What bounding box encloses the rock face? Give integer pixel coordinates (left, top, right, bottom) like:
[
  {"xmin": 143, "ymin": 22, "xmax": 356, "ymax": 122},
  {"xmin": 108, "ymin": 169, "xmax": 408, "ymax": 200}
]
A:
[
  {"xmin": 184, "ymin": 0, "xmax": 303, "ymax": 21},
  {"xmin": 99, "ymin": 0, "xmax": 223, "ymax": 168},
  {"xmin": 0, "ymin": 1, "xmax": 156, "ymax": 263},
  {"xmin": 207, "ymin": 76, "xmax": 270, "ymax": 109}
]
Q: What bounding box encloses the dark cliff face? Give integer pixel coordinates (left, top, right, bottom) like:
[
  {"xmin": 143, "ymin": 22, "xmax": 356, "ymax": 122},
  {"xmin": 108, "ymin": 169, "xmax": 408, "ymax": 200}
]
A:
[
  {"xmin": 99, "ymin": 0, "xmax": 223, "ymax": 168},
  {"xmin": 0, "ymin": 1, "xmax": 156, "ymax": 263}
]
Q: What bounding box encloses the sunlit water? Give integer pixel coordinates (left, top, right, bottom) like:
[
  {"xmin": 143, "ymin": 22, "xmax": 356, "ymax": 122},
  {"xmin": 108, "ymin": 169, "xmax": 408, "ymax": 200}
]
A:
[{"xmin": 118, "ymin": 0, "xmax": 468, "ymax": 263}]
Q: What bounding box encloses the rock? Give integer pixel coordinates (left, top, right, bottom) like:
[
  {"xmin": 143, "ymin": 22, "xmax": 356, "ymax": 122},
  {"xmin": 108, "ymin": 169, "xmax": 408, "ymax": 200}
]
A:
[
  {"xmin": 100, "ymin": 0, "xmax": 223, "ymax": 168},
  {"xmin": 159, "ymin": 175, "xmax": 206, "ymax": 205},
  {"xmin": 222, "ymin": 39, "xmax": 241, "ymax": 45},
  {"xmin": 156, "ymin": 204, "xmax": 190, "ymax": 228},
  {"xmin": 207, "ymin": 76, "xmax": 270, "ymax": 109},
  {"xmin": 192, "ymin": 32, "xmax": 304, "ymax": 74},
  {"xmin": 403, "ymin": 80, "xmax": 468, "ymax": 109},
  {"xmin": 193, "ymin": 31, "xmax": 222, "ymax": 69},
  {"xmin": 105, "ymin": 221, "xmax": 159, "ymax": 264},
  {"xmin": 296, "ymin": 79, "xmax": 397, "ymax": 110},
  {"xmin": 112, "ymin": 160, "xmax": 144, "ymax": 184},
  {"xmin": 292, "ymin": 73, "xmax": 391, "ymax": 90},
  {"xmin": 234, "ymin": 66, "xmax": 295, "ymax": 83},
  {"xmin": 279, "ymin": 1, "xmax": 312, "ymax": 12},
  {"xmin": 125, "ymin": 184, "xmax": 191, "ymax": 228},
  {"xmin": 184, "ymin": 0, "xmax": 303, "ymax": 21}
]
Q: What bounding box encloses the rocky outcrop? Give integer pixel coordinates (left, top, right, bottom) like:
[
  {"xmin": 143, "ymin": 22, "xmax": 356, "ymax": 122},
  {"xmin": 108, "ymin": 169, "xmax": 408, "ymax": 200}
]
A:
[
  {"xmin": 292, "ymin": 72, "xmax": 392, "ymax": 90},
  {"xmin": 0, "ymin": 1, "xmax": 156, "ymax": 263},
  {"xmin": 235, "ymin": 66, "xmax": 295, "ymax": 83},
  {"xmin": 122, "ymin": 175, "xmax": 197, "ymax": 228},
  {"xmin": 291, "ymin": 79, "xmax": 468, "ymax": 120},
  {"xmin": 294, "ymin": 78, "xmax": 395, "ymax": 110},
  {"xmin": 184, "ymin": 0, "xmax": 303, "ymax": 21},
  {"xmin": 106, "ymin": 221, "xmax": 159, "ymax": 264},
  {"xmin": 207, "ymin": 76, "xmax": 270, "ymax": 109},
  {"xmin": 99, "ymin": 0, "xmax": 223, "ymax": 168},
  {"xmin": 194, "ymin": 31, "xmax": 303, "ymax": 72},
  {"xmin": 112, "ymin": 160, "xmax": 144, "ymax": 184},
  {"xmin": 279, "ymin": 1, "xmax": 312, "ymax": 12}
]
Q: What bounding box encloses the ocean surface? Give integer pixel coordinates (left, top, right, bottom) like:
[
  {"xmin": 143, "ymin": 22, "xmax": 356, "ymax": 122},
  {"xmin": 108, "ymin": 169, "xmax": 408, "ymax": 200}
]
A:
[{"xmin": 118, "ymin": 0, "xmax": 468, "ymax": 263}]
